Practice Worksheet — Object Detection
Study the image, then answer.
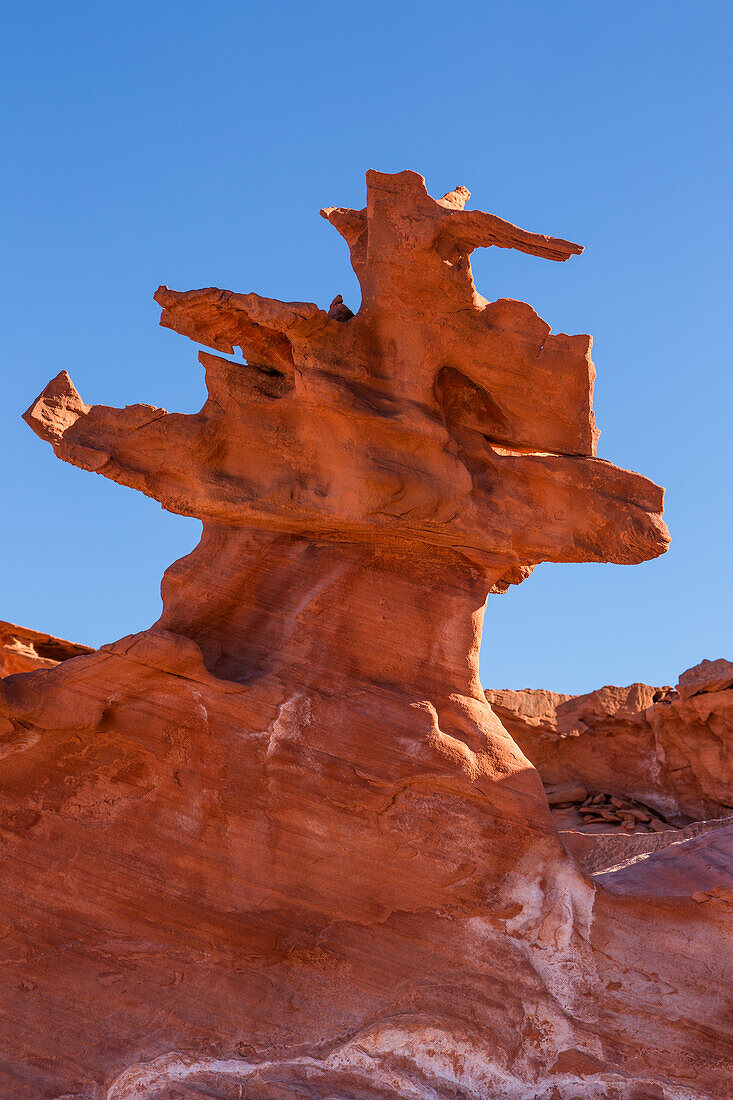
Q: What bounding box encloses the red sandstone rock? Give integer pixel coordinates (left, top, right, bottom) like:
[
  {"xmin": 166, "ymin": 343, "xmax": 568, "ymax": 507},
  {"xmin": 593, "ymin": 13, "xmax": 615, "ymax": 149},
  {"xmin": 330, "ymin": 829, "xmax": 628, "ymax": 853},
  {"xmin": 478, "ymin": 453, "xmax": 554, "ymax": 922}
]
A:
[
  {"xmin": 677, "ymin": 657, "xmax": 733, "ymax": 699},
  {"xmin": 0, "ymin": 619, "xmax": 93, "ymax": 678},
  {"xmin": 1, "ymin": 170, "xmax": 730, "ymax": 1098},
  {"xmin": 486, "ymin": 664, "xmax": 733, "ymax": 823}
]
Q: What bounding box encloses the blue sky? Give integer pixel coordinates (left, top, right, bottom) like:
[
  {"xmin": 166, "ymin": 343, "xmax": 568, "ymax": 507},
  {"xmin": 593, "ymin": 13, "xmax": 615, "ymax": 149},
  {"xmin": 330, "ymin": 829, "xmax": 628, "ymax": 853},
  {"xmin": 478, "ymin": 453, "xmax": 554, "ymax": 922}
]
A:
[{"xmin": 1, "ymin": 2, "xmax": 730, "ymax": 693}]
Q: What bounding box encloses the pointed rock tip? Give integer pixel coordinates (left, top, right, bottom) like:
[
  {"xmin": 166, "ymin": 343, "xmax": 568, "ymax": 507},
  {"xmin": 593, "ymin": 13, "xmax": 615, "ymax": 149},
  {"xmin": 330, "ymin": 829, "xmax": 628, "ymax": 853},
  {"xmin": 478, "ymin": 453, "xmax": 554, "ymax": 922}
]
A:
[{"xmin": 23, "ymin": 370, "xmax": 88, "ymax": 444}]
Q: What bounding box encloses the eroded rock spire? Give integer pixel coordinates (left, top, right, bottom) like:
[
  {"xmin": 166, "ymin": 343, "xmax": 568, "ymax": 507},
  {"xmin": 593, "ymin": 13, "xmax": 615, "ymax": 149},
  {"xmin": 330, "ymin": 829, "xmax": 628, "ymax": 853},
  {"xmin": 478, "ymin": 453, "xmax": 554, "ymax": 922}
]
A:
[{"xmin": 5, "ymin": 175, "xmax": 724, "ymax": 1100}]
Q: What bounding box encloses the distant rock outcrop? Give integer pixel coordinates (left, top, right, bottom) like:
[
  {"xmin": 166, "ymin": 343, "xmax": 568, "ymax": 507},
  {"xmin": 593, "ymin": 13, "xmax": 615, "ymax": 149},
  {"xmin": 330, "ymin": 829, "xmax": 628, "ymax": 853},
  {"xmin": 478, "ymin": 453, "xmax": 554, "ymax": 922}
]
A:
[
  {"xmin": 486, "ymin": 660, "xmax": 733, "ymax": 884},
  {"xmin": 1, "ymin": 170, "xmax": 730, "ymax": 1099},
  {"xmin": 486, "ymin": 657, "xmax": 733, "ymax": 825}
]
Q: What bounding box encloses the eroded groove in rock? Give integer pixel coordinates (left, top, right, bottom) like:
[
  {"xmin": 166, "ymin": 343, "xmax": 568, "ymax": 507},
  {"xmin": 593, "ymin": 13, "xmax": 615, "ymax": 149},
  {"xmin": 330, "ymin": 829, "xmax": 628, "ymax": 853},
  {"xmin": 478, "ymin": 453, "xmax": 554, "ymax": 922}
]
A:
[{"xmin": 1, "ymin": 169, "xmax": 729, "ymax": 1100}]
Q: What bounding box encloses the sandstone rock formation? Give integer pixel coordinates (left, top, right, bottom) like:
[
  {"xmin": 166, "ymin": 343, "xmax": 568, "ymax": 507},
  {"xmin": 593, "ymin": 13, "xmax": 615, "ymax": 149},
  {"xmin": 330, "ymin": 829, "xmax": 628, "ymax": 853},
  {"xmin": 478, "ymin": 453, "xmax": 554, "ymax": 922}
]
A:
[
  {"xmin": 1, "ymin": 170, "xmax": 730, "ymax": 1099},
  {"xmin": 487, "ymin": 658, "xmax": 733, "ymax": 827},
  {"xmin": 0, "ymin": 619, "xmax": 94, "ymax": 678},
  {"xmin": 486, "ymin": 660, "xmax": 733, "ymax": 878}
]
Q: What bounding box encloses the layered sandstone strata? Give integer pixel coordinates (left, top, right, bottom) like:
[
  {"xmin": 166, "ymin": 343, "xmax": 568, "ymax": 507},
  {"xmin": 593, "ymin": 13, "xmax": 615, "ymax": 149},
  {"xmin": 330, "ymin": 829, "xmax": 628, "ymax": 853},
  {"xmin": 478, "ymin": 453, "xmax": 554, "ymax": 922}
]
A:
[{"xmin": 1, "ymin": 170, "xmax": 730, "ymax": 1099}]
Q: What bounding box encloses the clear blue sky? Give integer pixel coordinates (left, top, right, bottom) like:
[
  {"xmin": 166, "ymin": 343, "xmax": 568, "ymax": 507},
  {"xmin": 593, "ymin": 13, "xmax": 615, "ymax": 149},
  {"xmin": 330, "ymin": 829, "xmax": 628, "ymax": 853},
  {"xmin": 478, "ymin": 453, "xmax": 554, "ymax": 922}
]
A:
[{"xmin": 2, "ymin": 2, "xmax": 730, "ymax": 693}]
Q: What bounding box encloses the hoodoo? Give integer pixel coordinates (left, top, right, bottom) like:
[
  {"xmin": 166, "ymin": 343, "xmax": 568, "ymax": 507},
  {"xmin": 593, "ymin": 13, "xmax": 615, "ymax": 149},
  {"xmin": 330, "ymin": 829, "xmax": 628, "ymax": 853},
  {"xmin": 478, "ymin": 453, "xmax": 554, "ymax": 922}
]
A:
[{"xmin": 2, "ymin": 171, "xmax": 730, "ymax": 1099}]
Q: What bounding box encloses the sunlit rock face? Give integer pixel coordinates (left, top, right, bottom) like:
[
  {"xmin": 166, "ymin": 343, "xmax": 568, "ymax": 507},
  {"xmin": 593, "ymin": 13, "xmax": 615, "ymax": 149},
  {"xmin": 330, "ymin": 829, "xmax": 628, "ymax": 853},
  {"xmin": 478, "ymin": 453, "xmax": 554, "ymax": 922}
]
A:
[{"xmin": 1, "ymin": 169, "xmax": 729, "ymax": 1099}]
